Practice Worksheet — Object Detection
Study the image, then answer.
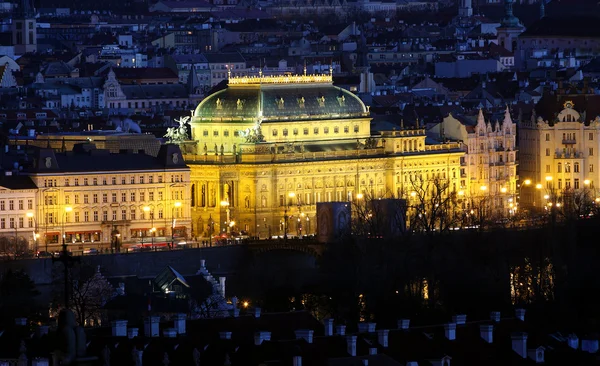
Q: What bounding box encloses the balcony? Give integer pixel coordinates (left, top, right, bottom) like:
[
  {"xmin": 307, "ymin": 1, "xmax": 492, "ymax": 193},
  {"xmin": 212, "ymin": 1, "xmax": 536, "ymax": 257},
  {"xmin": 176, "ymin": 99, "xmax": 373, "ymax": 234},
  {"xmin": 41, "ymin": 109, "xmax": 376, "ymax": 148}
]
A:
[{"xmin": 562, "ymin": 138, "xmax": 576, "ymax": 145}]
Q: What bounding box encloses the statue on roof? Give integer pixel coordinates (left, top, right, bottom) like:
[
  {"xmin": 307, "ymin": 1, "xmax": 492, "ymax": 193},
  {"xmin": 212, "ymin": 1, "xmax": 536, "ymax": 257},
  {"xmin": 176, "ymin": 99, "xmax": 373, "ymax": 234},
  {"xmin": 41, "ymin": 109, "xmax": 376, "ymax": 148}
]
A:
[{"xmin": 164, "ymin": 116, "xmax": 190, "ymax": 143}]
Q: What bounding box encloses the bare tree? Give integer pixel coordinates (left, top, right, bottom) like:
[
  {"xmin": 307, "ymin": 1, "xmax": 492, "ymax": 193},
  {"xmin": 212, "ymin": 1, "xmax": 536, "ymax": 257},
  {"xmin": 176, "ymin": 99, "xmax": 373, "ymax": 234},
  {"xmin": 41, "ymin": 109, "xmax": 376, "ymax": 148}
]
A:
[{"xmin": 406, "ymin": 176, "xmax": 462, "ymax": 235}]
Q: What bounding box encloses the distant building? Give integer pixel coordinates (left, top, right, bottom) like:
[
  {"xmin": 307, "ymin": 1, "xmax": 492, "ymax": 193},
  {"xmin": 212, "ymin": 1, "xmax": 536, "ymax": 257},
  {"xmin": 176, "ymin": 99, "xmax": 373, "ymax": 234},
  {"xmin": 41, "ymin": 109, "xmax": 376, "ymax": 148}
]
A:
[{"xmin": 11, "ymin": 0, "xmax": 36, "ymax": 55}]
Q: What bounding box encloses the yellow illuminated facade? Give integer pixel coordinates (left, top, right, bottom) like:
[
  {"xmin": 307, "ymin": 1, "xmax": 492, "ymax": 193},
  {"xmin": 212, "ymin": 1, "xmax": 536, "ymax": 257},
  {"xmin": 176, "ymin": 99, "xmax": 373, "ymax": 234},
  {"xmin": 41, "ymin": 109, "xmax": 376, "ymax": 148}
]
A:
[
  {"xmin": 26, "ymin": 145, "xmax": 191, "ymax": 251},
  {"xmin": 187, "ymin": 72, "xmax": 464, "ymax": 238},
  {"xmin": 519, "ymin": 99, "xmax": 600, "ymax": 209}
]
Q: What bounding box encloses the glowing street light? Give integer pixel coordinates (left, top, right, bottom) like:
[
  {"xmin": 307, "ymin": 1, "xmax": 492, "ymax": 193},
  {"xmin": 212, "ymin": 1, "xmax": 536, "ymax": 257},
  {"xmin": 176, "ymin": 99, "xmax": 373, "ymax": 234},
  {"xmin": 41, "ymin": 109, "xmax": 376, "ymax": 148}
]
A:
[
  {"xmin": 584, "ymin": 179, "xmax": 591, "ymax": 186},
  {"xmin": 500, "ymin": 187, "xmax": 507, "ymax": 193},
  {"xmin": 535, "ymin": 184, "xmax": 543, "ymax": 189},
  {"xmin": 523, "ymin": 179, "xmax": 532, "ymax": 186}
]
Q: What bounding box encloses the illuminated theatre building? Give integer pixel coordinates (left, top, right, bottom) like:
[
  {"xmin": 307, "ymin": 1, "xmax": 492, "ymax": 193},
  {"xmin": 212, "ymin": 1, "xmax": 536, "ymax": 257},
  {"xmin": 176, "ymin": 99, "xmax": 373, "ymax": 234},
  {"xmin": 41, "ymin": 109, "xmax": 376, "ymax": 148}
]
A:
[{"xmin": 186, "ymin": 70, "xmax": 464, "ymax": 238}]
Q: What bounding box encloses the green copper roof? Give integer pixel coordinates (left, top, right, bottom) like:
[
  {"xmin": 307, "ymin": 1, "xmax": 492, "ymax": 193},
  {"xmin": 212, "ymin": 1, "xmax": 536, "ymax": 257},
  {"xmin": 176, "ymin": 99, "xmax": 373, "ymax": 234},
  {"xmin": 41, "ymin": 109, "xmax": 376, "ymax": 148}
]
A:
[{"xmin": 193, "ymin": 82, "xmax": 367, "ymax": 123}]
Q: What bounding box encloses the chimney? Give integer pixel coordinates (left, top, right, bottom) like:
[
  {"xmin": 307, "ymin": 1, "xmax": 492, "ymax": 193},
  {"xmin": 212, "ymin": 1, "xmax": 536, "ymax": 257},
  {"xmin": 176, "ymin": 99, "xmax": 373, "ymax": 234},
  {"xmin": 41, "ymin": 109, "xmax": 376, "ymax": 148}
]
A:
[
  {"xmin": 293, "ymin": 356, "xmax": 302, "ymax": 366},
  {"xmin": 200, "ymin": 259, "xmax": 206, "ymax": 271},
  {"xmin": 362, "ymin": 360, "xmax": 368, "ymax": 366},
  {"xmin": 254, "ymin": 331, "xmax": 271, "ymax": 345},
  {"xmin": 369, "ymin": 347, "xmax": 377, "ymax": 355},
  {"xmin": 452, "ymin": 314, "xmax": 466, "ymax": 325},
  {"xmin": 295, "ymin": 329, "xmax": 314, "ymax": 344},
  {"xmin": 219, "ymin": 277, "xmax": 226, "ymax": 297},
  {"xmin": 173, "ymin": 313, "xmax": 186, "ymax": 334},
  {"xmin": 336, "ymin": 325, "xmax": 346, "ymax": 336},
  {"xmin": 515, "ymin": 308, "xmax": 526, "ymax": 321},
  {"xmin": 324, "ymin": 318, "xmax": 334, "ymax": 336},
  {"xmin": 528, "ymin": 347, "xmax": 545, "ymax": 363},
  {"xmin": 127, "ymin": 328, "xmax": 139, "ymax": 339},
  {"xmin": 144, "ymin": 316, "xmax": 160, "ymax": 337},
  {"xmin": 111, "ymin": 320, "xmax": 128, "ymax": 337},
  {"xmin": 232, "ymin": 309, "xmax": 240, "ymax": 318},
  {"xmin": 163, "ymin": 328, "xmax": 177, "ymax": 338},
  {"xmin": 253, "ymin": 308, "xmax": 262, "ymax": 318},
  {"xmin": 377, "ymin": 329, "xmax": 389, "ymax": 348},
  {"xmin": 346, "ymin": 335, "xmax": 357, "ymax": 356},
  {"xmin": 37, "ymin": 325, "xmax": 49, "ymax": 337},
  {"xmin": 581, "ymin": 338, "xmax": 599, "ymax": 353},
  {"xmin": 444, "ymin": 323, "xmax": 456, "ymax": 341},
  {"xmin": 568, "ymin": 334, "xmax": 579, "ymax": 350},
  {"xmin": 15, "ymin": 318, "xmax": 27, "ymax": 326},
  {"xmin": 358, "ymin": 322, "xmax": 368, "ymax": 333},
  {"xmin": 367, "ymin": 323, "xmax": 376, "ymax": 332},
  {"xmin": 490, "ymin": 311, "xmax": 501, "ymax": 322},
  {"xmin": 511, "ymin": 332, "xmax": 528, "ymax": 358},
  {"xmin": 398, "ymin": 319, "xmax": 410, "ymax": 330},
  {"xmin": 219, "ymin": 331, "xmax": 232, "ymax": 340},
  {"xmin": 480, "ymin": 324, "xmax": 493, "ymax": 343}
]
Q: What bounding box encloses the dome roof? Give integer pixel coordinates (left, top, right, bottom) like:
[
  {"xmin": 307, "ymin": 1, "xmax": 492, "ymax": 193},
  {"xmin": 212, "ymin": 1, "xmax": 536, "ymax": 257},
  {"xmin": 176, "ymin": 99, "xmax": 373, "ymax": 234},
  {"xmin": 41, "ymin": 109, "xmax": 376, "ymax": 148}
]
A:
[{"xmin": 193, "ymin": 76, "xmax": 367, "ymax": 123}]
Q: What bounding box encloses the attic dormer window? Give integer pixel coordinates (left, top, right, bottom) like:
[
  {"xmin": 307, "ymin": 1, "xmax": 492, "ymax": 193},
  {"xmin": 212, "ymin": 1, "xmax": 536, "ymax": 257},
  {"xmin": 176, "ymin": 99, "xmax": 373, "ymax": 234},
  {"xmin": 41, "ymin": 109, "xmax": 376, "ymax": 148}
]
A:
[
  {"xmin": 236, "ymin": 98, "xmax": 244, "ymax": 111},
  {"xmin": 337, "ymin": 95, "xmax": 346, "ymax": 107},
  {"xmin": 317, "ymin": 95, "xmax": 325, "ymax": 107},
  {"xmin": 297, "ymin": 96, "xmax": 305, "ymax": 109},
  {"xmin": 216, "ymin": 98, "xmax": 223, "ymax": 110},
  {"xmin": 276, "ymin": 97, "xmax": 284, "ymax": 110}
]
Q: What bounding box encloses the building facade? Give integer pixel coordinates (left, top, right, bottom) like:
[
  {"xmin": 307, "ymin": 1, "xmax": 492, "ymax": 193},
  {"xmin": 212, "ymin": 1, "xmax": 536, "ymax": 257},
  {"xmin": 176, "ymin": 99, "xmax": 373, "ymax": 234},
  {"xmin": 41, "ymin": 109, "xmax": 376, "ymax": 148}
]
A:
[
  {"xmin": 429, "ymin": 108, "xmax": 518, "ymax": 215},
  {"xmin": 186, "ymin": 72, "xmax": 464, "ymax": 238},
  {"xmin": 26, "ymin": 144, "xmax": 191, "ymax": 251},
  {"xmin": 519, "ymin": 94, "xmax": 600, "ymax": 210}
]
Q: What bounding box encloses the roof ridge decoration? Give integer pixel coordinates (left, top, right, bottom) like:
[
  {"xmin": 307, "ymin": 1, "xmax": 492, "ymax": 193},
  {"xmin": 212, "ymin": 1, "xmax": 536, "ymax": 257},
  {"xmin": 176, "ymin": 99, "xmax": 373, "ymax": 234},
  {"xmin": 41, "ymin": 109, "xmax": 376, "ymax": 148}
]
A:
[{"xmin": 228, "ymin": 72, "xmax": 333, "ymax": 85}]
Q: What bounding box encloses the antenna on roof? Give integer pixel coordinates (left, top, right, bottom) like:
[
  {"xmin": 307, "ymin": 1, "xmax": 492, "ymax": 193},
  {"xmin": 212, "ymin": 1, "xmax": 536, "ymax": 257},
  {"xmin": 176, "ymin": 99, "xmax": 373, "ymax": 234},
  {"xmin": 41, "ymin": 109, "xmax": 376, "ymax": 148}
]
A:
[{"xmin": 303, "ymin": 60, "xmax": 307, "ymax": 76}]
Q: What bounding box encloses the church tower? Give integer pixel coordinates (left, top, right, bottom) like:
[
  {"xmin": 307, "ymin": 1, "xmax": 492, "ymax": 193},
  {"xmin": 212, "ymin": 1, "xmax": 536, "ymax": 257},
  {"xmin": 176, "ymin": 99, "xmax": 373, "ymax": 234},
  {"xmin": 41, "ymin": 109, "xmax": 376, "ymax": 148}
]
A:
[
  {"xmin": 458, "ymin": 0, "xmax": 473, "ymax": 18},
  {"xmin": 496, "ymin": 0, "xmax": 523, "ymax": 53},
  {"xmin": 11, "ymin": 0, "xmax": 37, "ymax": 55}
]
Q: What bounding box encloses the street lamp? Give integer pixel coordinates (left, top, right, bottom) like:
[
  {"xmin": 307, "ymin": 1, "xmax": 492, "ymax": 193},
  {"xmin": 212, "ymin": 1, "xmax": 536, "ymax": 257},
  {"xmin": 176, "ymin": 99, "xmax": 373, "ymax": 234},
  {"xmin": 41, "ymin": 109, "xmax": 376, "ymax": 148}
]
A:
[
  {"xmin": 171, "ymin": 201, "xmax": 182, "ymax": 248},
  {"xmin": 220, "ymin": 200, "xmax": 230, "ymax": 234}
]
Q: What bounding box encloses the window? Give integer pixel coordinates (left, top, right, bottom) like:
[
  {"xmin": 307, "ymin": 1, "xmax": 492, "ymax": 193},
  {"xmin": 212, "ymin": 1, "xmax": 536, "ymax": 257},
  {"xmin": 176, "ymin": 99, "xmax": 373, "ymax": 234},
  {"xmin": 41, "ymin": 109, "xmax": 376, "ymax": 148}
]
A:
[
  {"xmin": 84, "ymin": 211, "xmax": 89, "ymax": 222},
  {"xmin": 0, "ymin": 218, "xmax": 4, "ymax": 228},
  {"xmin": 74, "ymin": 178, "xmax": 79, "ymax": 186},
  {"xmin": 93, "ymin": 211, "xmax": 98, "ymax": 221},
  {"xmin": 112, "ymin": 193, "xmax": 117, "ymax": 203},
  {"xmin": 9, "ymin": 218, "xmax": 14, "ymax": 228},
  {"xmin": 158, "ymin": 209, "xmax": 164, "ymax": 219},
  {"xmin": 93, "ymin": 178, "xmax": 98, "ymax": 185},
  {"xmin": 575, "ymin": 163, "xmax": 580, "ymax": 173},
  {"xmin": 65, "ymin": 179, "xmax": 70, "ymax": 186},
  {"xmin": 112, "ymin": 177, "xmax": 117, "ymax": 185},
  {"xmin": 546, "ymin": 148, "xmax": 550, "ymax": 156},
  {"xmin": 565, "ymin": 163, "xmax": 571, "ymax": 173},
  {"xmin": 130, "ymin": 176, "xmax": 135, "ymax": 184},
  {"xmin": 18, "ymin": 218, "xmax": 23, "ymax": 228},
  {"xmin": 546, "ymin": 165, "xmax": 551, "ymax": 173},
  {"xmin": 224, "ymin": 130, "xmax": 229, "ymax": 137},
  {"xmin": 0, "ymin": 201, "xmax": 4, "ymax": 211},
  {"xmin": 591, "ymin": 164, "xmax": 594, "ymax": 173},
  {"xmin": 92, "ymin": 194, "xmax": 97, "ymax": 204},
  {"xmin": 590, "ymin": 148, "xmax": 594, "ymax": 156},
  {"xmin": 558, "ymin": 163, "xmax": 562, "ymax": 173},
  {"xmin": 27, "ymin": 200, "xmax": 32, "ymax": 210},
  {"xmin": 17, "ymin": 200, "xmax": 23, "ymax": 210},
  {"xmin": 575, "ymin": 178, "xmax": 580, "ymax": 189},
  {"xmin": 213, "ymin": 130, "xmax": 219, "ymax": 137},
  {"xmin": 590, "ymin": 133, "xmax": 594, "ymax": 141},
  {"xmin": 334, "ymin": 126, "xmax": 339, "ymax": 134},
  {"xmin": 303, "ymin": 128, "xmax": 309, "ymax": 135},
  {"xmin": 121, "ymin": 177, "xmax": 126, "ymax": 185},
  {"xmin": 83, "ymin": 194, "xmax": 89, "ymax": 204},
  {"xmin": 293, "ymin": 128, "xmax": 298, "ymax": 136},
  {"xmin": 149, "ymin": 192, "xmax": 154, "ymax": 201},
  {"xmin": 158, "ymin": 176, "xmax": 163, "ymax": 183},
  {"xmin": 149, "ymin": 176, "xmax": 154, "ymax": 184},
  {"xmin": 65, "ymin": 196, "xmax": 70, "ymax": 205},
  {"xmin": 121, "ymin": 193, "xmax": 126, "ymax": 202},
  {"xmin": 140, "ymin": 176, "xmax": 144, "ymax": 184},
  {"xmin": 283, "ymin": 129, "xmax": 288, "ymax": 136},
  {"xmin": 103, "ymin": 178, "xmax": 107, "ymax": 185},
  {"xmin": 344, "ymin": 126, "xmax": 349, "ymax": 133},
  {"xmin": 354, "ymin": 125, "xmax": 359, "ymax": 133},
  {"xmin": 545, "ymin": 133, "xmax": 550, "ymax": 141},
  {"xmin": 102, "ymin": 194, "xmax": 108, "ymax": 203},
  {"xmin": 140, "ymin": 192, "xmax": 145, "ymax": 201},
  {"xmin": 84, "ymin": 178, "xmax": 88, "ymax": 186},
  {"xmin": 203, "ymin": 130, "xmax": 208, "ymax": 137},
  {"xmin": 566, "ymin": 179, "xmax": 571, "ymax": 189},
  {"xmin": 314, "ymin": 127, "xmax": 319, "ymax": 135},
  {"xmin": 558, "ymin": 179, "xmax": 562, "ymax": 189},
  {"xmin": 324, "ymin": 127, "xmax": 329, "ymax": 134},
  {"xmin": 158, "ymin": 191, "xmax": 163, "ymax": 201},
  {"xmin": 28, "ymin": 217, "xmax": 33, "ymax": 228},
  {"xmin": 131, "ymin": 209, "xmax": 136, "ymax": 220},
  {"xmin": 131, "ymin": 192, "xmax": 136, "ymax": 202},
  {"xmin": 112, "ymin": 211, "xmax": 117, "ymax": 221},
  {"xmin": 121, "ymin": 209, "xmax": 127, "ymax": 220},
  {"xmin": 74, "ymin": 212, "xmax": 80, "ymax": 223}
]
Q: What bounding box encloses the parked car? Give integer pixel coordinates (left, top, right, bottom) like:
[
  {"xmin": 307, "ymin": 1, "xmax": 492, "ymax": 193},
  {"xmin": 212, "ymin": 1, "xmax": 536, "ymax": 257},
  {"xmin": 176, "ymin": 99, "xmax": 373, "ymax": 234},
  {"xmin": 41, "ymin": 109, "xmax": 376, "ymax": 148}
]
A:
[
  {"xmin": 83, "ymin": 248, "xmax": 99, "ymax": 255},
  {"xmin": 36, "ymin": 251, "xmax": 53, "ymax": 258}
]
